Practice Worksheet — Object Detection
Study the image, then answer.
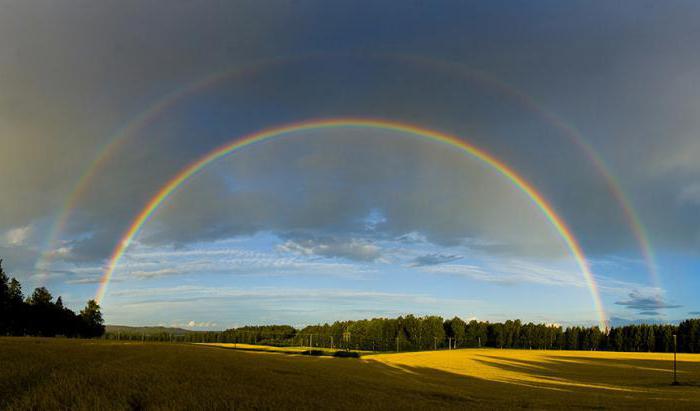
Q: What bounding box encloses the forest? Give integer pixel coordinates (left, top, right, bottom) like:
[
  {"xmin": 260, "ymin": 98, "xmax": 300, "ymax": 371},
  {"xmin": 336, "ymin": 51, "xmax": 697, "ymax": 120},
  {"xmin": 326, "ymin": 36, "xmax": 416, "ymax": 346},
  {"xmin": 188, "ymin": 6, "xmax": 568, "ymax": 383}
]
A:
[
  {"xmin": 0, "ymin": 260, "xmax": 104, "ymax": 338},
  {"xmin": 105, "ymin": 314, "xmax": 700, "ymax": 354},
  {"xmin": 3, "ymin": 257, "xmax": 699, "ymax": 353}
]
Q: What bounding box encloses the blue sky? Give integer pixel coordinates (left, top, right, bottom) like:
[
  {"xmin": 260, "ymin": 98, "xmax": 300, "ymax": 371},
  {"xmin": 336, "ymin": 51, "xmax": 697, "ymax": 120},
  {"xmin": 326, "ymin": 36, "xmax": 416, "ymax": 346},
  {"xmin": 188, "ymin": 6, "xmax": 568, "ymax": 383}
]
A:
[{"xmin": 1, "ymin": 1, "xmax": 700, "ymax": 329}]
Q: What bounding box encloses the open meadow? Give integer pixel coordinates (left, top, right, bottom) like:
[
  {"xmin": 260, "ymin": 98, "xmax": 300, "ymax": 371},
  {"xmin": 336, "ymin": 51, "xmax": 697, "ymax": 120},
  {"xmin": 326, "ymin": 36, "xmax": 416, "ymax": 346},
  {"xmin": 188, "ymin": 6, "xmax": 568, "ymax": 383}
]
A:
[{"xmin": 1, "ymin": 337, "xmax": 699, "ymax": 410}]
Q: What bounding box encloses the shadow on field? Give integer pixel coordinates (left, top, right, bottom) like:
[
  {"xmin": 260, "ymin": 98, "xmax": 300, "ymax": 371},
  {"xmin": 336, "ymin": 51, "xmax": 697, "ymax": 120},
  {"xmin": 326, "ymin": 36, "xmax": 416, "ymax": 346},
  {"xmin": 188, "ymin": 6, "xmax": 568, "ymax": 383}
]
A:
[
  {"xmin": 471, "ymin": 354, "xmax": 700, "ymax": 390},
  {"xmin": 2, "ymin": 338, "xmax": 700, "ymax": 410},
  {"xmin": 362, "ymin": 353, "xmax": 700, "ymax": 409},
  {"xmin": 201, "ymin": 343, "xmax": 363, "ymax": 358}
]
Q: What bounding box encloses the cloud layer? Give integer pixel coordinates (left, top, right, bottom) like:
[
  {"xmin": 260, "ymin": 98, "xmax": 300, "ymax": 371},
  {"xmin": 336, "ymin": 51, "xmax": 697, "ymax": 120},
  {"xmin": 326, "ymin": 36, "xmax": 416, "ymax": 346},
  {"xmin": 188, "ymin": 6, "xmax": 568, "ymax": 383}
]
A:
[
  {"xmin": 2, "ymin": 1, "xmax": 700, "ymax": 326},
  {"xmin": 615, "ymin": 292, "xmax": 682, "ymax": 315}
]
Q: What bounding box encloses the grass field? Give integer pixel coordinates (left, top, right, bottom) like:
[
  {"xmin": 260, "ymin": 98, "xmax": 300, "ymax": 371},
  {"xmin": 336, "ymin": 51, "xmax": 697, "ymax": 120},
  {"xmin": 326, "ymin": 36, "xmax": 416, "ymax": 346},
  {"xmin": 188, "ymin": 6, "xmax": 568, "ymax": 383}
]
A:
[
  {"xmin": 199, "ymin": 343, "xmax": 369, "ymax": 356},
  {"xmin": 1, "ymin": 337, "xmax": 699, "ymax": 410}
]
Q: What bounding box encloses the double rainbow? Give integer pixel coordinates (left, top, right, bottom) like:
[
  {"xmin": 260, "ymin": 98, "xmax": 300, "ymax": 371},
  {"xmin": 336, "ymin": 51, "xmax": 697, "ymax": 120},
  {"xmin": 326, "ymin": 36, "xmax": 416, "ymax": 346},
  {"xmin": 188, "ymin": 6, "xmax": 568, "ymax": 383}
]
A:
[
  {"xmin": 94, "ymin": 118, "xmax": 609, "ymax": 330},
  {"xmin": 38, "ymin": 55, "xmax": 658, "ymax": 297}
]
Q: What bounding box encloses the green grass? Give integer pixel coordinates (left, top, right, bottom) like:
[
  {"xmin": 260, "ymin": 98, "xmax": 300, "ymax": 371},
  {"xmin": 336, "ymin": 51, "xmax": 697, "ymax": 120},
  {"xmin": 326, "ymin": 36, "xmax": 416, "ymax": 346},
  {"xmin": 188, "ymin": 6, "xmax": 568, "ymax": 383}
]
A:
[{"xmin": 1, "ymin": 337, "xmax": 699, "ymax": 410}]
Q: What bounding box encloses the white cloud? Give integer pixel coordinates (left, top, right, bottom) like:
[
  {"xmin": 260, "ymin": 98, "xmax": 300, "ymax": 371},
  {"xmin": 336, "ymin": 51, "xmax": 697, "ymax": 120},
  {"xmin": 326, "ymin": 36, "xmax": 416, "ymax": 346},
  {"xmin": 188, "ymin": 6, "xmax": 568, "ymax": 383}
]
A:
[
  {"xmin": 102, "ymin": 285, "xmax": 486, "ymax": 327},
  {"xmin": 65, "ymin": 277, "xmax": 104, "ymax": 285},
  {"xmin": 396, "ymin": 231, "xmax": 428, "ymax": 243},
  {"xmin": 421, "ymin": 257, "xmax": 667, "ymax": 301},
  {"xmin": 409, "ymin": 253, "xmax": 463, "ymax": 267},
  {"xmin": 4, "ymin": 225, "xmax": 32, "ymax": 246},
  {"xmin": 187, "ymin": 320, "xmax": 216, "ymax": 328},
  {"xmin": 131, "ymin": 268, "xmax": 180, "ymax": 279},
  {"xmin": 106, "ymin": 240, "xmax": 377, "ymax": 282},
  {"xmin": 277, "ymin": 238, "xmax": 381, "ymax": 262},
  {"xmin": 423, "ymin": 259, "xmax": 584, "ymax": 288},
  {"xmin": 48, "ymin": 246, "xmax": 73, "ymax": 258},
  {"xmin": 110, "ymin": 285, "xmax": 431, "ymax": 301}
]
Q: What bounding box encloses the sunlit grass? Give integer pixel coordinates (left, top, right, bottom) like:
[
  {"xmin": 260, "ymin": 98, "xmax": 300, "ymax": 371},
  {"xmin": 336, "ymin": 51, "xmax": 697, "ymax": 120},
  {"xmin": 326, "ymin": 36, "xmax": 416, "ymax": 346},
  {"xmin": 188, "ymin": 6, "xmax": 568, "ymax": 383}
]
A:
[
  {"xmin": 370, "ymin": 348, "xmax": 700, "ymax": 395},
  {"xmin": 2, "ymin": 337, "xmax": 699, "ymax": 410}
]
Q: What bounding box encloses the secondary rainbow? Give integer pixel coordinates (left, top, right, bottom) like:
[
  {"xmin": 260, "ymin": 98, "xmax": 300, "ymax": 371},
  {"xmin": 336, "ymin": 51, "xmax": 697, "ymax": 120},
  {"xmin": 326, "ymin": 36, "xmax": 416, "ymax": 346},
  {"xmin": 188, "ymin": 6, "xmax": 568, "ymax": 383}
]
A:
[
  {"xmin": 396, "ymin": 54, "xmax": 660, "ymax": 290},
  {"xmin": 39, "ymin": 54, "xmax": 658, "ymax": 296},
  {"xmin": 95, "ymin": 118, "xmax": 609, "ymax": 330},
  {"xmin": 34, "ymin": 55, "xmax": 298, "ymax": 277}
]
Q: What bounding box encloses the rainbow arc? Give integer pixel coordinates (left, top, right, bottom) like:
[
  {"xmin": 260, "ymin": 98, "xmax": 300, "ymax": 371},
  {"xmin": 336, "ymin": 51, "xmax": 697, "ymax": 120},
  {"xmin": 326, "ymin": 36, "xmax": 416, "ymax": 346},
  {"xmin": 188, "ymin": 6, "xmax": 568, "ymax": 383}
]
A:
[{"xmin": 93, "ymin": 118, "xmax": 609, "ymax": 330}]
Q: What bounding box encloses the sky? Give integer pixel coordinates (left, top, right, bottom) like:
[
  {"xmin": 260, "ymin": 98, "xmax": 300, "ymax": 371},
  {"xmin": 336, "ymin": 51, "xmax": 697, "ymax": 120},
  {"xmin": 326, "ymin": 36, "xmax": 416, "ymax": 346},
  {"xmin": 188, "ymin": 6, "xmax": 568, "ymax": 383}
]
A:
[{"xmin": 1, "ymin": 1, "xmax": 700, "ymax": 329}]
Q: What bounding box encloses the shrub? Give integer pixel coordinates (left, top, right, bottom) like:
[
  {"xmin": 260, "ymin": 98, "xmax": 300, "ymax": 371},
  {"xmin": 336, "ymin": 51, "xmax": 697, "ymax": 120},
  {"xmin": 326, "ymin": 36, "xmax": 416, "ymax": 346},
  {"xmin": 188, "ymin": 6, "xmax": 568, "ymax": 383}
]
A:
[
  {"xmin": 302, "ymin": 350, "xmax": 325, "ymax": 356},
  {"xmin": 333, "ymin": 350, "xmax": 361, "ymax": 358}
]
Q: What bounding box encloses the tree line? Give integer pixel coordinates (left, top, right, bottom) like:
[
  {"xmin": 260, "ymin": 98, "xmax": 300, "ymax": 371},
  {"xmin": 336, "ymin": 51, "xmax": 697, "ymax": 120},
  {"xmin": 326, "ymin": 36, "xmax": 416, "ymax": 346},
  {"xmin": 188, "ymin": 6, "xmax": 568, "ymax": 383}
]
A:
[
  {"xmin": 104, "ymin": 314, "xmax": 700, "ymax": 353},
  {"xmin": 0, "ymin": 260, "xmax": 105, "ymax": 338},
  {"xmin": 4, "ymin": 255, "xmax": 696, "ymax": 351}
]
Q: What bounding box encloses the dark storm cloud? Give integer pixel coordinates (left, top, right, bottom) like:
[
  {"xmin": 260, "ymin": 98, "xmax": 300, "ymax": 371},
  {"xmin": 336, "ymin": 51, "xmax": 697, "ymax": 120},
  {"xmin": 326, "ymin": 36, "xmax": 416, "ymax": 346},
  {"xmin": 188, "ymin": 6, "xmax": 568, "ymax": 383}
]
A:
[
  {"xmin": 410, "ymin": 254, "xmax": 462, "ymax": 267},
  {"xmin": 0, "ymin": 0, "xmax": 300, "ymax": 267},
  {"xmin": 2, "ymin": 0, "xmax": 700, "ymax": 277}
]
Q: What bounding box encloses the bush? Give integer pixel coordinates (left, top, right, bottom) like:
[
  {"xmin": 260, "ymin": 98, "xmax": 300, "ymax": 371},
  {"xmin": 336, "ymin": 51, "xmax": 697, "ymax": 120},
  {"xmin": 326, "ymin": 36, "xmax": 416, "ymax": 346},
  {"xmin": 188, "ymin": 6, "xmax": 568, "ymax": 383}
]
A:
[
  {"xmin": 302, "ymin": 350, "xmax": 325, "ymax": 356},
  {"xmin": 333, "ymin": 350, "xmax": 361, "ymax": 358}
]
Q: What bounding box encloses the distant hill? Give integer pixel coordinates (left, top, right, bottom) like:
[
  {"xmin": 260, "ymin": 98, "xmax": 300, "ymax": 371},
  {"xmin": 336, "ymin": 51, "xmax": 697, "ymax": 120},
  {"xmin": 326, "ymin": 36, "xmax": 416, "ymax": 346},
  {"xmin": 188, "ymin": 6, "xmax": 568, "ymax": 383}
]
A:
[{"xmin": 105, "ymin": 325, "xmax": 196, "ymax": 336}]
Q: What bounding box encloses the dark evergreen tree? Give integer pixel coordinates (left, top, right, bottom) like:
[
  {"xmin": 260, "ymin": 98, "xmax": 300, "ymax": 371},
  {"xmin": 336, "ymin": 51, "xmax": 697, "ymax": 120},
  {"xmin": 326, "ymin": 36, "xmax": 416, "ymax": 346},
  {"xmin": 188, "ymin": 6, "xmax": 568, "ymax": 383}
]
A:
[
  {"xmin": 79, "ymin": 300, "xmax": 105, "ymax": 338},
  {"xmin": 7, "ymin": 277, "xmax": 25, "ymax": 335},
  {"xmin": 0, "ymin": 260, "xmax": 9, "ymax": 335}
]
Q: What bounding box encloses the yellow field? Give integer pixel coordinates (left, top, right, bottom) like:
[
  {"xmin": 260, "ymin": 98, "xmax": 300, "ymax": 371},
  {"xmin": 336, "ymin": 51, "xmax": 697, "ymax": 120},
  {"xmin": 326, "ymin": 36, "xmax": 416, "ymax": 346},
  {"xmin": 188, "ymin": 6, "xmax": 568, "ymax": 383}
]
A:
[
  {"xmin": 1, "ymin": 337, "xmax": 699, "ymax": 410},
  {"xmin": 372, "ymin": 348, "xmax": 700, "ymax": 408}
]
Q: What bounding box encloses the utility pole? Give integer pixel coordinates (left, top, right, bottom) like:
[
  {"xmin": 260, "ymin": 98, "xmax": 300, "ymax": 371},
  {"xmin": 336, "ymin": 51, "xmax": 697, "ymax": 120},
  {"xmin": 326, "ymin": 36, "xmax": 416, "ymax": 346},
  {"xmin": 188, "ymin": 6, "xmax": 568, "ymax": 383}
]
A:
[
  {"xmin": 673, "ymin": 334, "xmax": 679, "ymax": 385},
  {"xmin": 478, "ymin": 336, "xmax": 481, "ymax": 348},
  {"xmin": 434, "ymin": 337, "xmax": 437, "ymax": 350},
  {"xmin": 396, "ymin": 336, "xmax": 400, "ymax": 352},
  {"xmin": 330, "ymin": 336, "xmax": 334, "ymax": 349}
]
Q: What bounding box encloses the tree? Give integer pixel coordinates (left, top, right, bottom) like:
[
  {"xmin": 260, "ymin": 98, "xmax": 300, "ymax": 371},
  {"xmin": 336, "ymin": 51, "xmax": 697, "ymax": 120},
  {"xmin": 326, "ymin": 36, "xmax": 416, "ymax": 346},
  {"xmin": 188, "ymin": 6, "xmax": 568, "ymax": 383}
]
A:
[
  {"xmin": 7, "ymin": 278, "xmax": 25, "ymax": 335},
  {"xmin": 79, "ymin": 299, "xmax": 105, "ymax": 338},
  {"xmin": 400, "ymin": 315, "xmax": 421, "ymax": 349},
  {"xmin": 0, "ymin": 259, "xmax": 9, "ymax": 335},
  {"xmin": 29, "ymin": 287, "xmax": 53, "ymax": 306},
  {"xmin": 588, "ymin": 327, "xmax": 602, "ymax": 351},
  {"xmin": 609, "ymin": 328, "xmax": 624, "ymax": 351},
  {"xmin": 0, "ymin": 259, "xmax": 8, "ymax": 297},
  {"xmin": 421, "ymin": 316, "xmax": 445, "ymax": 350},
  {"xmin": 446, "ymin": 317, "xmax": 466, "ymax": 348},
  {"xmin": 8, "ymin": 278, "xmax": 22, "ymax": 304},
  {"xmin": 489, "ymin": 323, "xmax": 505, "ymax": 348},
  {"xmin": 25, "ymin": 287, "xmax": 57, "ymax": 336}
]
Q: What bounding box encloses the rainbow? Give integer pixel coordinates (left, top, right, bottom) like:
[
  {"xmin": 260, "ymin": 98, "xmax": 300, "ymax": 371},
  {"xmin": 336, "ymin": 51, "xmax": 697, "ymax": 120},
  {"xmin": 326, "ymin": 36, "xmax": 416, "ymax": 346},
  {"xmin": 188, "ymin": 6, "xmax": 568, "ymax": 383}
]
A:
[
  {"xmin": 34, "ymin": 55, "xmax": 299, "ymax": 276},
  {"xmin": 95, "ymin": 118, "xmax": 609, "ymax": 330},
  {"xmin": 38, "ymin": 54, "xmax": 658, "ymax": 295},
  {"xmin": 394, "ymin": 54, "xmax": 660, "ymax": 290}
]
